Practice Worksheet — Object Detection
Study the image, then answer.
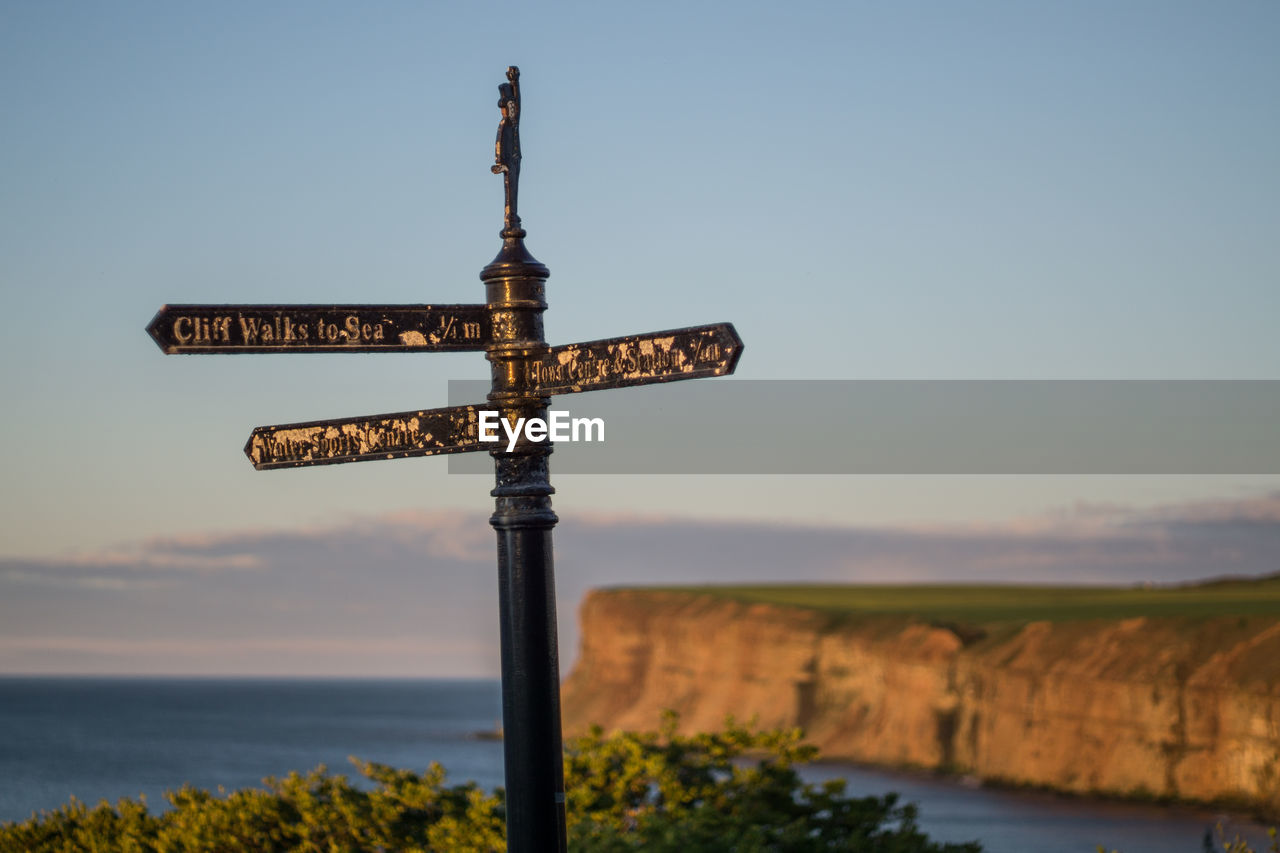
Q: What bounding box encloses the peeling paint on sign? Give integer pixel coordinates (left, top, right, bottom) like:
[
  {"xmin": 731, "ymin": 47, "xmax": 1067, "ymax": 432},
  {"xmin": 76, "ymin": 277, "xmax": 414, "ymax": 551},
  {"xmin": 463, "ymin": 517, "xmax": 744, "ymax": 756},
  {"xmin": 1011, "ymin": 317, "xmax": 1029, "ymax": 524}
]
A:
[
  {"xmin": 147, "ymin": 305, "xmax": 491, "ymax": 353},
  {"xmin": 526, "ymin": 323, "xmax": 742, "ymax": 395},
  {"xmin": 245, "ymin": 405, "xmax": 484, "ymax": 469}
]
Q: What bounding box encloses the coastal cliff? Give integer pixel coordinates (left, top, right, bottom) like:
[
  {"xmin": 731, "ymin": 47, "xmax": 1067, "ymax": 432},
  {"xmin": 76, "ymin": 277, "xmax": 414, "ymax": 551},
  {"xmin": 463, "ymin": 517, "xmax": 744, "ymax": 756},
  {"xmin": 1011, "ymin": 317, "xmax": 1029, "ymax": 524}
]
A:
[{"xmin": 560, "ymin": 588, "xmax": 1280, "ymax": 814}]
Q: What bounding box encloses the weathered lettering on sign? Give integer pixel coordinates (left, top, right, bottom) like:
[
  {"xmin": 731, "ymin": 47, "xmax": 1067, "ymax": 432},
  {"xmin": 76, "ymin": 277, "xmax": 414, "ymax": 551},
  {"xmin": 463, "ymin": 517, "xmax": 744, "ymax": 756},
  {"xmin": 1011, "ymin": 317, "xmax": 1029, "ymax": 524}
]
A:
[
  {"xmin": 525, "ymin": 323, "xmax": 742, "ymax": 395},
  {"xmin": 147, "ymin": 305, "xmax": 490, "ymax": 353},
  {"xmin": 244, "ymin": 404, "xmax": 485, "ymax": 470}
]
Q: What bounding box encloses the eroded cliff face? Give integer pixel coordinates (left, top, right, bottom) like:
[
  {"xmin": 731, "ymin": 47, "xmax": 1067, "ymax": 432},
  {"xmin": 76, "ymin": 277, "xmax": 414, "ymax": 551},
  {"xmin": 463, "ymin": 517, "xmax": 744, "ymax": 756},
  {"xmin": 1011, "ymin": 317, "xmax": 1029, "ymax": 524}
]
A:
[{"xmin": 560, "ymin": 590, "xmax": 1280, "ymax": 813}]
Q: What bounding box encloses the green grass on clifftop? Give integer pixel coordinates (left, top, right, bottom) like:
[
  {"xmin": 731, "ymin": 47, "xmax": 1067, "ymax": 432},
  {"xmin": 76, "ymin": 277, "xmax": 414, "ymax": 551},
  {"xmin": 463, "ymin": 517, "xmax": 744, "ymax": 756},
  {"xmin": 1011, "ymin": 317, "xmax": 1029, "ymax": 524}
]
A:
[{"xmin": 640, "ymin": 574, "xmax": 1280, "ymax": 626}]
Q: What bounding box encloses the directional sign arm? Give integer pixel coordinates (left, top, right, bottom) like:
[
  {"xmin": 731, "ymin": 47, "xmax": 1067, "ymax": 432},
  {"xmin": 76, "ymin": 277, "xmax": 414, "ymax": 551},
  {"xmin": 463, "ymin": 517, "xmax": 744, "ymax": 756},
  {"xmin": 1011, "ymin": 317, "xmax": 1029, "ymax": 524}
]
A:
[
  {"xmin": 245, "ymin": 404, "xmax": 488, "ymax": 470},
  {"xmin": 528, "ymin": 322, "xmax": 742, "ymax": 395},
  {"xmin": 148, "ymin": 304, "xmax": 491, "ymax": 353}
]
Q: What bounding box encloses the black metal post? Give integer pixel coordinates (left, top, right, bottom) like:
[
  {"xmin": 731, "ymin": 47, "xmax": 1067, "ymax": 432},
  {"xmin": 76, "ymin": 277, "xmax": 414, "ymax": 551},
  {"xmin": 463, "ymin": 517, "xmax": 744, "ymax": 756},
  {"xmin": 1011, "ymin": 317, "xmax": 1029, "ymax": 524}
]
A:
[
  {"xmin": 482, "ymin": 66, "xmax": 566, "ymax": 852},
  {"xmin": 482, "ymin": 224, "xmax": 567, "ymax": 852}
]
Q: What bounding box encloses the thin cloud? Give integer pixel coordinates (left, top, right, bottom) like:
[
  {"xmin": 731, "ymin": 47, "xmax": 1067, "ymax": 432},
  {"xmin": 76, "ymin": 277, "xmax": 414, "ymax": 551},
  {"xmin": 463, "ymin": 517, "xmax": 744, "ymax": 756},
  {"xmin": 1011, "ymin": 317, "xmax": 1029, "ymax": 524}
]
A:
[
  {"xmin": 0, "ymin": 569, "xmax": 175, "ymax": 591},
  {"xmin": 1, "ymin": 493, "xmax": 1277, "ymax": 675}
]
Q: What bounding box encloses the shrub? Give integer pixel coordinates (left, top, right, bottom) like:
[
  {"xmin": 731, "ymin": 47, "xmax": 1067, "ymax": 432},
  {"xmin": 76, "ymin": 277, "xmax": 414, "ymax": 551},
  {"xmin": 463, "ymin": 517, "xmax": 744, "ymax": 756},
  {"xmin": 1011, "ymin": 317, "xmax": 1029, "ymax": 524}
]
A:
[{"xmin": 1, "ymin": 715, "xmax": 980, "ymax": 852}]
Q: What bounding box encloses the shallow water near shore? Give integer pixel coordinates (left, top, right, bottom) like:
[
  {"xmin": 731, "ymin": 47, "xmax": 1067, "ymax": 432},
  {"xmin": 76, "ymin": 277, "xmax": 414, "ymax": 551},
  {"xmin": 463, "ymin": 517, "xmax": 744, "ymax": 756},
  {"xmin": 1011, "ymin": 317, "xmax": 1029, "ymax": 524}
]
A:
[
  {"xmin": 802, "ymin": 760, "xmax": 1270, "ymax": 853},
  {"xmin": 0, "ymin": 677, "xmax": 1269, "ymax": 852}
]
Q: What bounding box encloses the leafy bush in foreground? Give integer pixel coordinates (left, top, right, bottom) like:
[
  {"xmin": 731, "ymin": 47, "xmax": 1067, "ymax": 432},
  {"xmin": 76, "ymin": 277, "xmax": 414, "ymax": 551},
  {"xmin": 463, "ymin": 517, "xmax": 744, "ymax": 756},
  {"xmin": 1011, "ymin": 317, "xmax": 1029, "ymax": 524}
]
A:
[{"xmin": 0, "ymin": 714, "xmax": 980, "ymax": 852}]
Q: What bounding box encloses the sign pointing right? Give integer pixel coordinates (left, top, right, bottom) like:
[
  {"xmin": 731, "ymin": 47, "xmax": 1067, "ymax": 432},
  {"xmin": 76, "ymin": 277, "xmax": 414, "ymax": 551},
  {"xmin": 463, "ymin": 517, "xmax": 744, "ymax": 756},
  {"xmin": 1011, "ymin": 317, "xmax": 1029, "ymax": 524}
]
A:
[{"xmin": 526, "ymin": 322, "xmax": 742, "ymax": 395}]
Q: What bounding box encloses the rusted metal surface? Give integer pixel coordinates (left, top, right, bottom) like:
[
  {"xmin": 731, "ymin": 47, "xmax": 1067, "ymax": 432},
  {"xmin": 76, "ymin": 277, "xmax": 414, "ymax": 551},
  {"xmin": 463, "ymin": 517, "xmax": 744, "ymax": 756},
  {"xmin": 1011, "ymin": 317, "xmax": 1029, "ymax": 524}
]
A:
[
  {"xmin": 526, "ymin": 322, "xmax": 742, "ymax": 395},
  {"xmin": 244, "ymin": 404, "xmax": 484, "ymax": 470},
  {"xmin": 147, "ymin": 304, "xmax": 490, "ymax": 353}
]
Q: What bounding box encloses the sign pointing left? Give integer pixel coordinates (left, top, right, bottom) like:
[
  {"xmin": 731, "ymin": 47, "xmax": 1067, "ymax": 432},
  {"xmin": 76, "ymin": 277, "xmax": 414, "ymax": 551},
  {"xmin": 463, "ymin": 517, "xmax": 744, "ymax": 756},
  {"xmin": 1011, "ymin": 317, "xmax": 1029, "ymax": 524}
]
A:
[
  {"xmin": 147, "ymin": 304, "xmax": 491, "ymax": 353},
  {"xmin": 245, "ymin": 404, "xmax": 487, "ymax": 470}
]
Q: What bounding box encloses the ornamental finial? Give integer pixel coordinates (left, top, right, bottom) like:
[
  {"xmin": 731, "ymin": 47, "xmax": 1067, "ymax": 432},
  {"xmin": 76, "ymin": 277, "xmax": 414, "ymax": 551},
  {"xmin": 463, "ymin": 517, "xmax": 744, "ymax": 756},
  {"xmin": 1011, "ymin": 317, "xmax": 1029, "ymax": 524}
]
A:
[{"xmin": 491, "ymin": 66, "xmax": 522, "ymax": 237}]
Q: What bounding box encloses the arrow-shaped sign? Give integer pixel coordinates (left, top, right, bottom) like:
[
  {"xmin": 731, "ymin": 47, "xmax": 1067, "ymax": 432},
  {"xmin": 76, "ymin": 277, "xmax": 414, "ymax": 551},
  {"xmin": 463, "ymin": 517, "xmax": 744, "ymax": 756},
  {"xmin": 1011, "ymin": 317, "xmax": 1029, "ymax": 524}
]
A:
[
  {"xmin": 241, "ymin": 322, "xmax": 742, "ymax": 469},
  {"xmin": 148, "ymin": 304, "xmax": 491, "ymax": 354},
  {"xmin": 527, "ymin": 323, "xmax": 741, "ymax": 395},
  {"xmin": 245, "ymin": 404, "xmax": 487, "ymax": 470}
]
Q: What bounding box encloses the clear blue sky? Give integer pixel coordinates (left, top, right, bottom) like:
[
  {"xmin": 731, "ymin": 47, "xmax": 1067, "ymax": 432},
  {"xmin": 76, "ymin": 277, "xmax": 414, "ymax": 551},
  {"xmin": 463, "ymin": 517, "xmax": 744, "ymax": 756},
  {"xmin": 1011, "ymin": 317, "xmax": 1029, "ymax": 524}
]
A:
[{"xmin": 3, "ymin": 0, "xmax": 1279, "ymax": 559}]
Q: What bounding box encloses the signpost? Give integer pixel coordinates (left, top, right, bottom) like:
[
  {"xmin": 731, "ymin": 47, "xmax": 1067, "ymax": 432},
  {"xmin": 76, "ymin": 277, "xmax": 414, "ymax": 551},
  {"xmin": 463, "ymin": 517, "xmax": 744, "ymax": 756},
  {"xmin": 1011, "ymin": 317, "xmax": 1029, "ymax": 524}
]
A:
[{"xmin": 147, "ymin": 66, "xmax": 742, "ymax": 853}]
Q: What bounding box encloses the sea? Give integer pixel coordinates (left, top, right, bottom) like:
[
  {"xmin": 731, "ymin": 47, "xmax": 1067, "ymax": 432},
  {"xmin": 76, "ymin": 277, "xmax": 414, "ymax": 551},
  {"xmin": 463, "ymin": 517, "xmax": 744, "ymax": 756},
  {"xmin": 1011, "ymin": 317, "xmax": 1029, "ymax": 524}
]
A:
[{"xmin": 0, "ymin": 677, "xmax": 1270, "ymax": 852}]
